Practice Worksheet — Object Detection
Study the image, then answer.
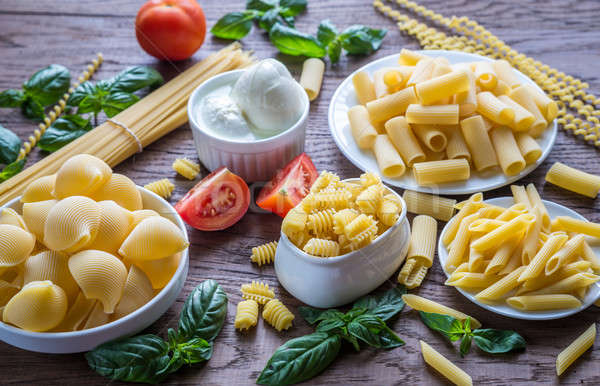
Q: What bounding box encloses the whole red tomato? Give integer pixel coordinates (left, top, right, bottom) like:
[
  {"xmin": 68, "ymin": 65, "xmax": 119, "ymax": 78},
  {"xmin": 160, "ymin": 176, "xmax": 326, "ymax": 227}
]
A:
[{"xmin": 135, "ymin": 0, "xmax": 206, "ymax": 61}]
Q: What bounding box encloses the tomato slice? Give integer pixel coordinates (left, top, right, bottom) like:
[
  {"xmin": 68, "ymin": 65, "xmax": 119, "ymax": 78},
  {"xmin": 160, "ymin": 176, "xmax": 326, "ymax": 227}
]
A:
[
  {"xmin": 175, "ymin": 167, "xmax": 250, "ymax": 231},
  {"xmin": 256, "ymin": 153, "xmax": 318, "ymax": 218}
]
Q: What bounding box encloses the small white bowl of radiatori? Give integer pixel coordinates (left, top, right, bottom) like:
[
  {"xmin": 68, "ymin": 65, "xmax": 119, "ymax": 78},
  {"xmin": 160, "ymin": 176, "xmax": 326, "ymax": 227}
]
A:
[{"xmin": 0, "ymin": 154, "xmax": 189, "ymax": 353}]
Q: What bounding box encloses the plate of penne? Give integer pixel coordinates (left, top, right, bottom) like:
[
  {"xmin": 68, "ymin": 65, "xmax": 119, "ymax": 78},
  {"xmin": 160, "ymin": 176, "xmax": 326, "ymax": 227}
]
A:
[
  {"xmin": 328, "ymin": 50, "xmax": 557, "ymax": 195},
  {"xmin": 437, "ymin": 189, "xmax": 600, "ymax": 320}
]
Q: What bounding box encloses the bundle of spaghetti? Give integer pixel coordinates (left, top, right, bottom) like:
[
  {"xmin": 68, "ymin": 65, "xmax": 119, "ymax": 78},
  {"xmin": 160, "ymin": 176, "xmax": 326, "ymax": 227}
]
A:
[
  {"xmin": 374, "ymin": 0, "xmax": 600, "ymax": 147},
  {"xmin": 0, "ymin": 44, "xmax": 254, "ymax": 205}
]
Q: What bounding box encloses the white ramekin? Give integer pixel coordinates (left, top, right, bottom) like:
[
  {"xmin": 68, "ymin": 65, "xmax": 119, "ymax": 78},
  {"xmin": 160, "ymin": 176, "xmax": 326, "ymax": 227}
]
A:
[
  {"xmin": 274, "ymin": 181, "xmax": 410, "ymax": 308},
  {"xmin": 0, "ymin": 187, "xmax": 189, "ymax": 353},
  {"xmin": 187, "ymin": 69, "xmax": 309, "ymax": 182}
]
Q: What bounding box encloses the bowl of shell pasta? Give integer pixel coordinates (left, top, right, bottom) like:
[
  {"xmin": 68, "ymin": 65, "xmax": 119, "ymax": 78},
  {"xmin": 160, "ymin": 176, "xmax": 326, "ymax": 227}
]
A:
[{"xmin": 0, "ymin": 154, "xmax": 189, "ymax": 353}]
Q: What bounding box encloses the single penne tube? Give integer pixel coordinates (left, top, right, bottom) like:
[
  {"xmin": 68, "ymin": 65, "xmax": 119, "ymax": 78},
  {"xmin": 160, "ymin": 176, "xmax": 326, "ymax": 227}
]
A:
[
  {"xmin": 402, "ymin": 190, "xmax": 456, "ymax": 221},
  {"xmin": 521, "ymin": 205, "xmax": 543, "ymax": 264},
  {"xmin": 492, "ymin": 59, "xmax": 520, "ymax": 88},
  {"xmin": 554, "ymin": 216, "xmax": 600, "ymax": 238},
  {"xmin": 473, "ymin": 61, "xmax": 497, "ymax": 90},
  {"xmin": 406, "ymin": 58, "xmax": 435, "ymax": 86},
  {"xmin": 508, "ymin": 85, "xmax": 547, "ymax": 137},
  {"xmin": 366, "ymin": 86, "xmax": 418, "ymax": 123},
  {"xmin": 406, "ymin": 215, "xmax": 438, "ymax": 268},
  {"xmin": 518, "ymin": 233, "xmax": 569, "ymax": 282},
  {"xmin": 445, "ymin": 212, "xmax": 480, "ymax": 271},
  {"xmin": 459, "ymin": 115, "xmax": 499, "ymax": 171},
  {"xmin": 446, "ymin": 272, "xmax": 498, "ymax": 288},
  {"xmin": 477, "ymin": 205, "xmax": 506, "ymax": 219},
  {"xmin": 495, "ymin": 203, "xmax": 528, "ymax": 221},
  {"xmin": 406, "ymin": 104, "xmax": 460, "ymax": 125},
  {"xmin": 574, "ymin": 283, "xmax": 588, "ymax": 300},
  {"xmin": 545, "ymin": 234, "xmax": 585, "ymax": 276},
  {"xmin": 413, "ymin": 159, "xmax": 470, "ymax": 186},
  {"xmin": 442, "ymin": 193, "xmax": 483, "ymax": 246},
  {"xmin": 384, "ymin": 116, "xmax": 426, "ymax": 166},
  {"xmin": 519, "ymin": 260, "xmax": 592, "ymax": 293},
  {"xmin": 467, "ymin": 247, "xmax": 486, "ymax": 272},
  {"xmin": 415, "ymin": 69, "xmax": 470, "ymax": 105},
  {"xmin": 545, "ymin": 162, "xmax": 600, "ymax": 198},
  {"xmin": 522, "ymin": 83, "xmax": 558, "ymax": 122},
  {"xmin": 398, "ymin": 48, "xmax": 426, "ymax": 65},
  {"xmin": 556, "ymin": 323, "xmax": 596, "ymax": 376},
  {"xmin": 347, "ymin": 105, "xmax": 378, "ymax": 149},
  {"xmin": 490, "ymin": 126, "xmax": 526, "ymax": 176},
  {"xmin": 453, "ymin": 66, "xmax": 477, "ymax": 117},
  {"xmin": 373, "ymin": 135, "xmax": 406, "ymax": 178},
  {"xmin": 402, "ymin": 294, "xmax": 481, "ymax": 328},
  {"xmin": 445, "ymin": 127, "xmax": 471, "ymax": 162},
  {"xmin": 515, "ymin": 133, "xmax": 542, "ymax": 164},
  {"xmin": 352, "ymin": 71, "xmax": 376, "ymax": 105},
  {"xmin": 510, "ymin": 185, "xmax": 531, "ymax": 208},
  {"xmin": 582, "ymin": 241, "xmax": 600, "ymax": 271},
  {"xmin": 485, "ymin": 234, "xmax": 521, "ymax": 274},
  {"xmin": 420, "ymin": 340, "xmax": 473, "ymax": 386},
  {"xmin": 469, "ymin": 218, "xmax": 507, "ymax": 234},
  {"xmin": 498, "ymin": 95, "xmax": 535, "ymax": 132},
  {"xmin": 471, "ymin": 213, "xmax": 535, "ymax": 253},
  {"xmin": 454, "ymin": 262, "xmax": 469, "ymax": 274},
  {"xmin": 507, "ymin": 294, "xmax": 582, "ymax": 311},
  {"xmin": 411, "ymin": 124, "xmax": 448, "ymax": 152},
  {"xmin": 490, "ymin": 79, "xmax": 511, "ymax": 96},
  {"xmin": 476, "ymin": 266, "xmax": 527, "ymax": 301},
  {"xmin": 499, "ymin": 243, "xmax": 524, "ymax": 275},
  {"xmin": 526, "ymin": 272, "xmax": 600, "ymax": 296},
  {"xmin": 525, "ymin": 184, "xmax": 550, "ymax": 231},
  {"xmin": 476, "ymin": 91, "xmax": 515, "ymax": 125},
  {"xmin": 300, "ymin": 58, "xmax": 325, "ymax": 101}
]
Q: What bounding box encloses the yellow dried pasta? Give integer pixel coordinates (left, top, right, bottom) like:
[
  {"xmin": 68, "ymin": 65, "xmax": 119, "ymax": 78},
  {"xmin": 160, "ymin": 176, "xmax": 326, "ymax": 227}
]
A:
[
  {"xmin": 234, "ymin": 299, "xmax": 259, "ymax": 331},
  {"xmin": 251, "ymin": 241, "xmax": 278, "ymax": 266},
  {"xmin": 262, "ymin": 298, "xmax": 294, "ymax": 331},
  {"xmin": 144, "ymin": 178, "xmax": 175, "ymax": 199},
  {"xmin": 303, "ymin": 238, "xmax": 340, "ymax": 257},
  {"xmin": 172, "ymin": 158, "xmax": 200, "ymax": 180},
  {"xmin": 241, "ymin": 281, "xmax": 275, "ymax": 304}
]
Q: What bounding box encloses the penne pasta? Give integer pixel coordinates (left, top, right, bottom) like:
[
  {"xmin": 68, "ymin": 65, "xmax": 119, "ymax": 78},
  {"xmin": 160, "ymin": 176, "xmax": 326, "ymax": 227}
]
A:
[
  {"xmin": 384, "ymin": 117, "xmax": 425, "ymax": 166},
  {"xmin": 352, "ymin": 71, "xmax": 376, "ymax": 105},
  {"xmin": 518, "ymin": 233, "xmax": 568, "ymax": 282},
  {"xmin": 515, "ymin": 133, "xmax": 542, "ymax": 164},
  {"xmin": 485, "ymin": 234, "xmax": 521, "ymax": 274},
  {"xmin": 413, "ymin": 159, "xmax": 470, "ymax": 186},
  {"xmin": 519, "ymin": 261, "xmax": 592, "ymax": 293},
  {"xmin": 373, "ymin": 135, "xmax": 406, "ymax": 177},
  {"xmin": 526, "ymin": 272, "xmax": 600, "ymax": 296},
  {"xmin": 525, "ymin": 184, "xmax": 550, "ymax": 231},
  {"xmin": 545, "ymin": 234, "xmax": 585, "ymax": 276},
  {"xmin": 445, "ymin": 213, "xmax": 480, "ymax": 271},
  {"xmin": 420, "ymin": 340, "xmax": 473, "ymax": 386},
  {"xmin": 476, "ymin": 266, "xmax": 527, "ymax": 301},
  {"xmin": 582, "ymin": 241, "xmax": 600, "ymax": 271},
  {"xmin": 446, "ymin": 272, "xmax": 498, "ymax": 288},
  {"xmin": 490, "ymin": 126, "xmax": 526, "ymax": 176},
  {"xmin": 402, "ymin": 294, "xmax": 481, "ymax": 328},
  {"xmin": 545, "ymin": 162, "xmax": 600, "ymax": 199},
  {"xmin": 347, "ymin": 105, "xmax": 378, "ymax": 149},
  {"xmin": 521, "ymin": 205, "xmax": 543, "ymax": 264},
  {"xmin": 366, "ymin": 86, "xmax": 418, "ymax": 123},
  {"xmin": 507, "ymin": 294, "xmax": 582, "ymax": 311},
  {"xmin": 459, "ymin": 115, "xmax": 498, "ymax": 171},
  {"xmin": 412, "ymin": 124, "xmax": 448, "ymax": 152},
  {"xmin": 510, "ymin": 185, "xmax": 531, "ymax": 208},
  {"xmin": 402, "ymin": 190, "xmax": 456, "ymax": 221},
  {"xmin": 556, "ymin": 323, "xmax": 596, "ymax": 376},
  {"xmin": 443, "ymin": 193, "xmax": 483, "ymax": 246},
  {"xmin": 471, "ymin": 213, "xmax": 535, "ymax": 253},
  {"xmin": 476, "ymin": 91, "xmax": 515, "ymax": 125},
  {"xmin": 406, "ymin": 104, "xmax": 459, "ymax": 125},
  {"xmin": 299, "ymin": 58, "xmax": 325, "ymax": 101},
  {"xmin": 553, "ymin": 216, "xmax": 600, "ymax": 238}
]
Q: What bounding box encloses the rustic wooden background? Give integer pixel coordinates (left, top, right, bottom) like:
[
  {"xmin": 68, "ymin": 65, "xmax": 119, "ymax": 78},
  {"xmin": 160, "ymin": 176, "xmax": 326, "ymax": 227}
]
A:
[{"xmin": 1, "ymin": 0, "xmax": 599, "ymax": 384}]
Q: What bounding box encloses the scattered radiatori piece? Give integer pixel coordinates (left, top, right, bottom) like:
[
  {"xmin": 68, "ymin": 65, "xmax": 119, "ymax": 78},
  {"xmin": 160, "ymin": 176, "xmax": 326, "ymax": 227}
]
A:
[
  {"xmin": 91, "ymin": 173, "xmax": 143, "ymax": 211},
  {"xmin": 402, "ymin": 190, "xmax": 456, "ymax": 222},
  {"xmin": 113, "ymin": 265, "xmax": 154, "ymax": 319},
  {"xmin": 21, "ymin": 174, "xmax": 56, "ymax": 203},
  {"xmin": 299, "ymin": 58, "xmax": 325, "ymax": 101},
  {"xmin": 262, "ymin": 298, "xmax": 294, "ymax": 331},
  {"xmin": 144, "ymin": 178, "xmax": 175, "ymax": 199},
  {"xmin": 172, "ymin": 158, "xmax": 200, "ymax": 180},
  {"xmin": 0, "ymin": 224, "xmax": 35, "ymax": 267},
  {"xmin": 402, "ymin": 294, "xmax": 481, "ymax": 329},
  {"xmin": 119, "ymin": 216, "xmax": 188, "ymax": 261},
  {"xmin": 545, "ymin": 162, "xmax": 600, "ymax": 198},
  {"xmin": 419, "ymin": 340, "xmax": 473, "ymax": 386},
  {"xmin": 53, "ymin": 154, "xmax": 112, "ymax": 199},
  {"xmin": 241, "ymin": 281, "xmax": 275, "ymax": 304},
  {"xmin": 3, "ymin": 281, "xmax": 68, "ymax": 332},
  {"xmin": 556, "ymin": 323, "xmax": 596, "ymax": 376},
  {"xmin": 251, "ymin": 241, "xmax": 278, "ymax": 266},
  {"xmin": 303, "ymin": 238, "xmax": 340, "ymax": 257},
  {"xmin": 234, "ymin": 299, "xmax": 259, "ymax": 331},
  {"xmin": 412, "ymin": 159, "xmax": 470, "ymax": 186}
]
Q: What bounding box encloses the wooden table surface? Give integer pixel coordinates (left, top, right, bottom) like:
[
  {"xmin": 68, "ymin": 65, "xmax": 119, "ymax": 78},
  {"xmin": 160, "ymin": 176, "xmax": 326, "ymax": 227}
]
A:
[{"xmin": 1, "ymin": 0, "xmax": 599, "ymax": 384}]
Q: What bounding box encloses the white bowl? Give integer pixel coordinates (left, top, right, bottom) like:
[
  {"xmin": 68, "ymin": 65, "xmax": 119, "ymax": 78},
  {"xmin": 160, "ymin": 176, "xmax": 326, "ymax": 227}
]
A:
[
  {"xmin": 0, "ymin": 187, "xmax": 189, "ymax": 353},
  {"xmin": 275, "ymin": 181, "xmax": 410, "ymax": 308},
  {"xmin": 188, "ymin": 69, "xmax": 309, "ymax": 182}
]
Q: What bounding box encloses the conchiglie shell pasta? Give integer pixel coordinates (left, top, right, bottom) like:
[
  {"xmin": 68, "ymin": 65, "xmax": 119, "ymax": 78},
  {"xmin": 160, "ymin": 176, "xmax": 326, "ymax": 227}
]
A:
[
  {"xmin": 22, "ymin": 199, "xmax": 58, "ymax": 242},
  {"xmin": 68, "ymin": 250, "xmax": 128, "ymax": 313},
  {"xmin": 119, "ymin": 217, "xmax": 188, "ymax": 261},
  {"xmin": 131, "ymin": 209, "xmax": 159, "ymax": 228},
  {"xmin": 127, "ymin": 253, "xmax": 181, "ymax": 289},
  {"xmin": 86, "ymin": 201, "xmax": 133, "ymax": 254},
  {"xmin": 0, "ymin": 280, "xmax": 19, "ymax": 307},
  {"xmin": 82, "ymin": 301, "xmax": 111, "ymax": 329},
  {"xmin": 91, "ymin": 174, "xmax": 143, "ymax": 211},
  {"xmin": 23, "ymin": 251, "xmax": 79, "ymax": 302},
  {"xmin": 0, "ymin": 208, "xmax": 28, "ymax": 230},
  {"xmin": 53, "ymin": 291, "xmax": 96, "ymax": 332},
  {"xmin": 113, "ymin": 265, "xmax": 154, "ymax": 319},
  {"xmin": 0, "ymin": 224, "xmax": 36, "ymax": 267},
  {"xmin": 53, "ymin": 154, "xmax": 112, "ymax": 199},
  {"xmin": 3, "ymin": 281, "xmax": 68, "ymax": 332},
  {"xmin": 21, "ymin": 174, "xmax": 56, "ymax": 203},
  {"xmin": 44, "ymin": 196, "xmax": 101, "ymax": 253}
]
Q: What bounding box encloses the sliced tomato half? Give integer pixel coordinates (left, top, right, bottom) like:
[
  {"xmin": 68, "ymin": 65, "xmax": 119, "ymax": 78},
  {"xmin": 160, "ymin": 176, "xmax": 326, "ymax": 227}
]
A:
[
  {"xmin": 256, "ymin": 153, "xmax": 318, "ymax": 218},
  {"xmin": 175, "ymin": 167, "xmax": 250, "ymax": 231}
]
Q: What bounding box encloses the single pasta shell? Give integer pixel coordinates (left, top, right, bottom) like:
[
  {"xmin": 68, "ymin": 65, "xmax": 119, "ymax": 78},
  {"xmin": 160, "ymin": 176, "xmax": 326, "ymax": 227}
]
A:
[
  {"xmin": 0, "ymin": 208, "xmax": 28, "ymax": 230},
  {"xmin": 0, "ymin": 224, "xmax": 36, "ymax": 267},
  {"xmin": 126, "ymin": 253, "xmax": 181, "ymax": 289},
  {"xmin": 23, "ymin": 250, "xmax": 79, "ymax": 302},
  {"xmin": 113, "ymin": 265, "xmax": 154, "ymax": 320},
  {"xmin": 3, "ymin": 280, "xmax": 68, "ymax": 332},
  {"xmin": 53, "ymin": 154, "xmax": 112, "ymax": 199},
  {"xmin": 21, "ymin": 174, "xmax": 56, "ymax": 203},
  {"xmin": 119, "ymin": 216, "xmax": 188, "ymax": 261},
  {"xmin": 131, "ymin": 209, "xmax": 159, "ymax": 228},
  {"xmin": 83, "ymin": 301, "xmax": 111, "ymax": 330},
  {"xmin": 86, "ymin": 201, "xmax": 134, "ymax": 254},
  {"xmin": 0, "ymin": 280, "xmax": 19, "ymax": 307},
  {"xmin": 22, "ymin": 199, "xmax": 58, "ymax": 242},
  {"xmin": 52, "ymin": 291, "xmax": 96, "ymax": 332},
  {"xmin": 91, "ymin": 173, "xmax": 143, "ymax": 211},
  {"xmin": 68, "ymin": 250, "xmax": 128, "ymax": 313},
  {"xmin": 44, "ymin": 196, "xmax": 101, "ymax": 253}
]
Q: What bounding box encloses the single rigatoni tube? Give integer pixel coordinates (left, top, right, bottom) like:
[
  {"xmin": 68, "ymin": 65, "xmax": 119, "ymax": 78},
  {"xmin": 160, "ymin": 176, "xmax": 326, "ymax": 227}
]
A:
[
  {"xmin": 471, "ymin": 213, "xmax": 535, "ymax": 253},
  {"xmin": 480, "ymin": 115, "xmax": 495, "ymax": 131},
  {"xmin": 477, "ymin": 266, "xmax": 527, "ymax": 301},
  {"xmin": 491, "ymin": 79, "xmax": 511, "ymax": 96},
  {"xmin": 406, "ymin": 104, "xmax": 459, "ymax": 125},
  {"xmin": 373, "ymin": 135, "xmax": 406, "ymax": 178},
  {"xmin": 556, "ymin": 323, "xmax": 596, "ymax": 376},
  {"xmin": 523, "ymin": 83, "xmax": 558, "ymax": 122},
  {"xmin": 492, "ymin": 60, "xmax": 520, "ymax": 88},
  {"xmin": 476, "ymin": 91, "xmax": 515, "ymax": 125},
  {"xmin": 430, "ymin": 61, "xmax": 452, "ymax": 79},
  {"xmin": 398, "ymin": 48, "xmax": 426, "ymax": 65},
  {"xmin": 507, "ymin": 294, "xmax": 582, "ymax": 311},
  {"xmin": 473, "ymin": 61, "xmax": 497, "ymax": 90},
  {"xmin": 490, "ymin": 126, "xmax": 526, "ymax": 176},
  {"xmin": 407, "ymin": 215, "xmax": 437, "ymax": 267},
  {"xmin": 384, "ymin": 117, "xmax": 425, "ymax": 166},
  {"xmin": 545, "ymin": 234, "xmax": 585, "ymax": 275},
  {"xmin": 347, "ymin": 105, "xmax": 378, "ymax": 149},
  {"xmin": 423, "ymin": 147, "xmax": 445, "ymax": 161},
  {"xmin": 383, "ymin": 69, "xmax": 405, "ymax": 93},
  {"xmin": 518, "ymin": 233, "xmax": 569, "ymax": 281},
  {"xmin": 402, "ymin": 294, "xmax": 481, "ymax": 328},
  {"xmin": 525, "ymin": 183, "xmax": 550, "ymax": 231},
  {"xmin": 554, "ymin": 216, "xmax": 600, "ymax": 238},
  {"xmin": 415, "ymin": 69, "xmax": 470, "ymax": 105},
  {"xmin": 420, "ymin": 340, "xmax": 473, "ymax": 386},
  {"xmin": 413, "ymin": 159, "xmax": 470, "ymax": 186},
  {"xmin": 402, "ymin": 190, "xmax": 456, "ymax": 221},
  {"xmin": 515, "ymin": 133, "xmax": 542, "ymax": 164},
  {"xmin": 373, "ymin": 68, "xmax": 391, "ymax": 99},
  {"xmin": 366, "ymin": 86, "xmax": 418, "ymax": 123},
  {"xmin": 300, "ymin": 58, "xmax": 325, "ymax": 101},
  {"xmin": 453, "ymin": 66, "xmax": 477, "ymax": 116},
  {"xmin": 445, "ymin": 127, "xmax": 471, "ymax": 162},
  {"xmin": 412, "ymin": 124, "xmax": 448, "ymax": 152},
  {"xmin": 545, "ymin": 162, "xmax": 600, "ymax": 198},
  {"xmin": 406, "ymin": 58, "xmax": 435, "ymax": 86},
  {"xmin": 485, "ymin": 234, "xmax": 521, "ymax": 274},
  {"xmin": 510, "ymin": 185, "xmax": 531, "ymax": 208},
  {"xmin": 508, "ymin": 85, "xmax": 547, "ymax": 137},
  {"xmin": 352, "ymin": 71, "xmax": 376, "ymax": 105},
  {"xmin": 498, "ymin": 95, "xmax": 535, "ymax": 131},
  {"xmin": 459, "ymin": 115, "xmax": 498, "ymax": 171},
  {"xmin": 445, "ymin": 213, "xmax": 479, "ymax": 271}
]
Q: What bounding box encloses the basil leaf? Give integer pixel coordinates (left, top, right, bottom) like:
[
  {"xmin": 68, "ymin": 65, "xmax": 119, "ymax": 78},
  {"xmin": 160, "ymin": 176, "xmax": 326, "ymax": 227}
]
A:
[
  {"xmin": 0, "ymin": 89, "xmax": 25, "ymax": 108},
  {"xmin": 315, "ymin": 312, "xmax": 346, "ymax": 333},
  {"xmin": 0, "ymin": 159, "xmax": 25, "ymax": 182},
  {"xmin": 269, "ymin": 23, "xmax": 326, "ymax": 58},
  {"xmin": 67, "ymin": 81, "xmax": 97, "ymax": 107},
  {"xmin": 85, "ymin": 334, "xmax": 174, "ymax": 384},
  {"xmin": 78, "ymin": 94, "xmax": 103, "ymax": 115},
  {"xmin": 327, "ymin": 39, "xmax": 342, "ymax": 64},
  {"xmin": 418, "ymin": 311, "xmax": 465, "ymax": 342},
  {"xmin": 340, "ymin": 25, "xmax": 387, "ymax": 55},
  {"xmin": 460, "ymin": 334, "xmax": 472, "ymax": 357},
  {"xmin": 0, "ymin": 125, "xmax": 22, "ymax": 164},
  {"xmin": 347, "ymin": 314, "xmax": 404, "ymax": 349},
  {"xmin": 211, "ymin": 11, "xmax": 258, "ymax": 40},
  {"xmin": 282, "ymin": 15, "xmax": 295, "ymax": 27},
  {"xmin": 103, "ymin": 92, "xmax": 139, "ymax": 118},
  {"xmin": 473, "ymin": 329, "xmax": 526, "ymax": 354},
  {"xmin": 177, "ymin": 338, "xmax": 213, "ymax": 364},
  {"xmin": 38, "ymin": 115, "xmax": 92, "ymax": 152},
  {"xmin": 353, "ymin": 286, "xmax": 406, "ymax": 322},
  {"xmin": 246, "ymin": 0, "xmax": 277, "ymax": 11},
  {"xmin": 279, "ymin": 0, "xmax": 307, "ymax": 17},
  {"xmin": 257, "ymin": 332, "xmax": 341, "ymax": 385},
  {"xmin": 317, "ymin": 19, "xmax": 338, "ymax": 46},
  {"xmin": 23, "ymin": 64, "xmax": 70, "ymax": 106},
  {"xmin": 178, "ymin": 280, "xmax": 228, "ymax": 342},
  {"xmin": 20, "ymin": 97, "xmax": 44, "ymax": 120},
  {"xmin": 298, "ymin": 306, "xmax": 341, "ymax": 324},
  {"xmin": 258, "ymin": 8, "xmax": 280, "ymax": 31},
  {"xmin": 108, "ymin": 66, "xmax": 163, "ymax": 94}
]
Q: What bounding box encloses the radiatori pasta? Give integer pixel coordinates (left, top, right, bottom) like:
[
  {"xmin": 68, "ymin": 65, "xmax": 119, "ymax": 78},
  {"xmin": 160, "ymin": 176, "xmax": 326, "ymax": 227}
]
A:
[{"xmin": 0, "ymin": 154, "xmax": 188, "ymax": 332}]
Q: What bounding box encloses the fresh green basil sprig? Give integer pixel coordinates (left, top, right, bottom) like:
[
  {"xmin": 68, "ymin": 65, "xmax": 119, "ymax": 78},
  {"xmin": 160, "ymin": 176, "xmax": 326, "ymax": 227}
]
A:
[
  {"xmin": 257, "ymin": 286, "xmax": 406, "ymax": 385},
  {"xmin": 0, "ymin": 124, "xmax": 24, "ymax": 182},
  {"xmin": 85, "ymin": 280, "xmax": 227, "ymax": 384},
  {"xmin": 418, "ymin": 311, "xmax": 526, "ymax": 357},
  {"xmin": 0, "ymin": 64, "xmax": 70, "ymax": 120}
]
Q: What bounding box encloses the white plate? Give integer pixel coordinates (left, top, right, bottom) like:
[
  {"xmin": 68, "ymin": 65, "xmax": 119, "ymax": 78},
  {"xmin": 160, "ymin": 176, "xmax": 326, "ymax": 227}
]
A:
[
  {"xmin": 438, "ymin": 197, "xmax": 600, "ymax": 320},
  {"xmin": 328, "ymin": 50, "xmax": 557, "ymax": 195}
]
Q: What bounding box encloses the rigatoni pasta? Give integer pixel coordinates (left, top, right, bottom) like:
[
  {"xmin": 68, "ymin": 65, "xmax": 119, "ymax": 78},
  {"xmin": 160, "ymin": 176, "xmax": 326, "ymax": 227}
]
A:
[
  {"xmin": 384, "ymin": 117, "xmax": 425, "ymax": 166},
  {"xmin": 489, "ymin": 126, "xmax": 526, "ymax": 176},
  {"xmin": 413, "ymin": 159, "xmax": 470, "ymax": 185},
  {"xmin": 347, "ymin": 105, "xmax": 378, "ymax": 149},
  {"xmin": 402, "ymin": 190, "xmax": 456, "ymax": 221},
  {"xmin": 299, "ymin": 58, "xmax": 325, "ymax": 101},
  {"xmin": 459, "ymin": 115, "xmax": 498, "ymax": 172},
  {"xmin": 373, "ymin": 135, "xmax": 406, "ymax": 177},
  {"xmin": 398, "ymin": 215, "xmax": 437, "ymax": 288},
  {"xmin": 476, "ymin": 91, "xmax": 514, "ymax": 125},
  {"xmin": 405, "ymin": 104, "xmax": 459, "ymax": 125},
  {"xmin": 352, "ymin": 71, "xmax": 376, "ymax": 105},
  {"xmin": 545, "ymin": 162, "xmax": 600, "ymax": 198}
]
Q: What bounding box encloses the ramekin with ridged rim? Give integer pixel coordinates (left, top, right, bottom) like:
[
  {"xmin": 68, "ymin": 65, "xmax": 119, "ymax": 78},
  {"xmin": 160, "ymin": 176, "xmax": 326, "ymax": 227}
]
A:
[{"xmin": 187, "ymin": 69, "xmax": 309, "ymax": 182}]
